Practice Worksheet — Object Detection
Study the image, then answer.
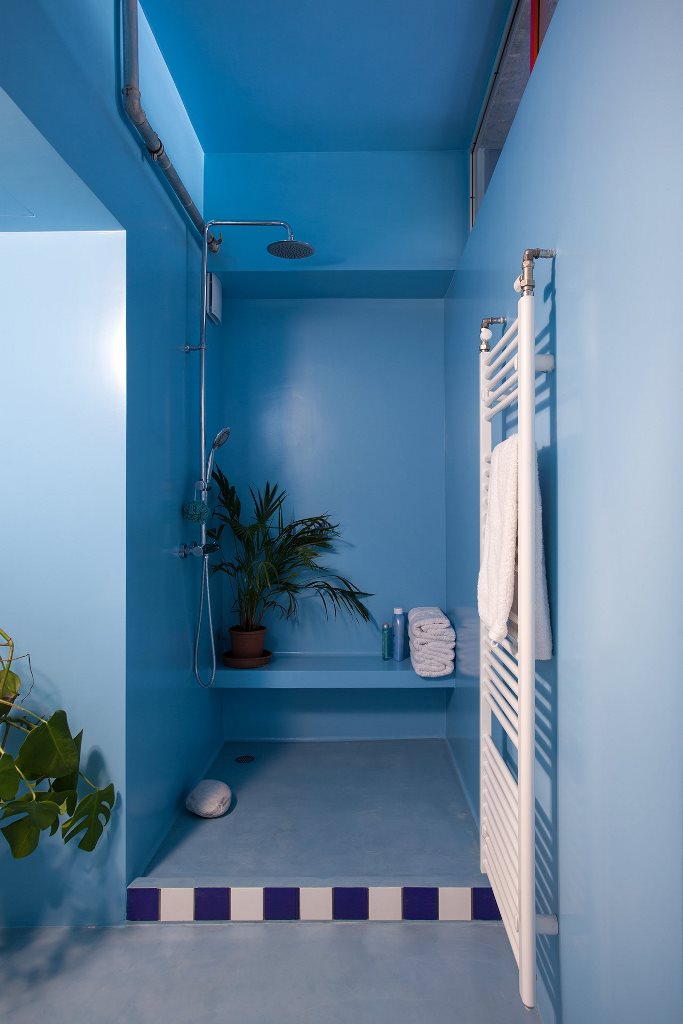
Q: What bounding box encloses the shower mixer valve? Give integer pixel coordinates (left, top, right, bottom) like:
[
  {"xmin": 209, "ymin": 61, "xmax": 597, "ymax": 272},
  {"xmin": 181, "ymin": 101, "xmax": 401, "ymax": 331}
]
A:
[{"xmin": 179, "ymin": 541, "xmax": 219, "ymax": 559}]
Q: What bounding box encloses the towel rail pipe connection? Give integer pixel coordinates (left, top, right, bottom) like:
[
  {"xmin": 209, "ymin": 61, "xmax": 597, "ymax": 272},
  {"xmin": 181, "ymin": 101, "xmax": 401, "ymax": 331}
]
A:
[
  {"xmin": 480, "ymin": 316, "xmax": 508, "ymax": 353},
  {"xmin": 518, "ymin": 248, "xmax": 556, "ymax": 296}
]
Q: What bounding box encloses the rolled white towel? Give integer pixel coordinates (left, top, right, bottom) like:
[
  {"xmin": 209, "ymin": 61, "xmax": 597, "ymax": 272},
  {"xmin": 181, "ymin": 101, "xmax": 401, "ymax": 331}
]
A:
[
  {"xmin": 412, "ymin": 655, "xmax": 454, "ymax": 674},
  {"xmin": 412, "ymin": 664, "xmax": 454, "ymax": 679},
  {"xmin": 408, "ymin": 607, "xmax": 456, "ymax": 643},
  {"xmin": 410, "ymin": 635, "xmax": 454, "ymax": 650},
  {"xmin": 409, "ymin": 625, "xmax": 455, "ymax": 644},
  {"xmin": 410, "ymin": 648, "xmax": 454, "ymax": 679},
  {"xmin": 408, "ymin": 607, "xmax": 456, "ymax": 678}
]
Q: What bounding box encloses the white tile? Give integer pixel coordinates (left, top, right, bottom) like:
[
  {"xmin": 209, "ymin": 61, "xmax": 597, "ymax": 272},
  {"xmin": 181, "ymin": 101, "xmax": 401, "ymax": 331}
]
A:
[
  {"xmin": 438, "ymin": 887, "xmax": 472, "ymax": 921},
  {"xmin": 299, "ymin": 887, "xmax": 333, "ymax": 921},
  {"xmin": 230, "ymin": 887, "xmax": 264, "ymax": 921},
  {"xmin": 159, "ymin": 887, "xmax": 194, "ymax": 922},
  {"xmin": 368, "ymin": 887, "xmax": 403, "ymax": 921}
]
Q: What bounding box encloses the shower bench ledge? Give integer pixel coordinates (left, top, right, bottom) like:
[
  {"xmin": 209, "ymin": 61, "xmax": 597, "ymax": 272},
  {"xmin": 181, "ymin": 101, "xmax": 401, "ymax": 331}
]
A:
[{"xmin": 215, "ymin": 653, "xmax": 455, "ymax": 689}]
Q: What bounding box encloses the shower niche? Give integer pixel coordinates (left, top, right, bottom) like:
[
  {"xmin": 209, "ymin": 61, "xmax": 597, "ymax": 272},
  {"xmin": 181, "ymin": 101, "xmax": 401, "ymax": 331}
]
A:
[
  {"xmin": 127, "ymin": 289, "xmax": 495, "ymax": 924},
  {"xmin": 210, "ymin": 296, "xmax": 449, "ymax": 682}
]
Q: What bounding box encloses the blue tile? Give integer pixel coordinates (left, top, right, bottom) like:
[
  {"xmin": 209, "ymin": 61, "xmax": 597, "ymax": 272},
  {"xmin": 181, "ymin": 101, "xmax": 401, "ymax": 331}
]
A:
[
  {"xmin": 264, "ymin": 887, "xmax": 300, "ymax": 921},
  {"xmin": 194, "ymin": 888, "xmax": 230, "ymax": 921},
  {"xmin": 402, "ymin": 887, "xmax": 439, "ymax": 920},
  {"xmin": 126, "ymin": 888, "xmax": 159, "ymax": 922},
  {"xmin": 472, "ymin": 888, "xmax": 501, "ymax": 920},
  {"xmin": 332, "ymin": 887, "xmax": 369, "ymax": 920}
]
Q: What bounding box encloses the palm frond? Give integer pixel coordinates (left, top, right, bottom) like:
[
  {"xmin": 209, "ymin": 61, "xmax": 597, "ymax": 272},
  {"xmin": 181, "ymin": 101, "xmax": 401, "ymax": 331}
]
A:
[{"xmin": 210, "ymin": 465, "xmax": 372, "ymax": 630}]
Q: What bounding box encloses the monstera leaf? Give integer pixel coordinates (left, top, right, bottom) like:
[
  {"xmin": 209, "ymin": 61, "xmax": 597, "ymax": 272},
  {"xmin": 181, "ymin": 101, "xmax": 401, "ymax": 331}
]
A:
[
  {"xmin": 14, "ymin": 710, "xmax": 79, "ymax": 780},
  {"xmin": 1, "ymin": 818, "xmax": 40, "ymax": 858},
  {"xmin": 62, "ymin": 784, "xmax": 115, "ymax": 852},
  {"xmin": 0, "ymin": 628, "xmax": 116, "ymax": 860},
  {"xmin": 1, "ymin": 792, "xmax": 63, "ymax": 858},
  {"xmin": 49, "ymin": 789, "xmax": 78, "ymax": 836},
  {"xmin": 0, "ymin": 753, "xmax": 21, "ymax": 801},
  {"xmin": 50, "ymin": 730, "xmax": 83, "ymax": 817}
]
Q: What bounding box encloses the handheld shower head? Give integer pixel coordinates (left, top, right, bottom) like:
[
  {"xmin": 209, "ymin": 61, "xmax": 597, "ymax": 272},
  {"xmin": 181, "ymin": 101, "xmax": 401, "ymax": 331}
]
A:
[
  {"xmin": 267, "ymin": 238, "xmax": 315, "ymax": 260},
  {"xmin": 212, "ymin": 426, "xmax": 231, "ymax": 450},
  {"xmin": 205, "ymin": 426, "xmax": 231, "ymax": 486}
]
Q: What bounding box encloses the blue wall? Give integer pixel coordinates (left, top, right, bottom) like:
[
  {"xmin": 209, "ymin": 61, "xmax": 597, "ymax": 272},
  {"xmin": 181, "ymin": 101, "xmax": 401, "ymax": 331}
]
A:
[
  {"xmin": 222, "ymin": 690, "xmax": 449, "ymax": 743},
  {"xmin": 215, "ymin": 298, "xmax": 447, "ymax": 658},
  {"xmin": 0, "ymin": 89, "xmax": 126, "ymax": 927},
  {"xmin": 444, "ymin": 2, "xmax": 683, "ymax": 1022},
  {"xmin": 0, "ymin": 218, "xmax": 126, "ymax": 925},
  {"xmin": 0, "ymin": 1, "xmax": 222, "ymax": 915},
  {"xmin": 443, "ymin": 310, "xmax": 482, "ymax": 825}
]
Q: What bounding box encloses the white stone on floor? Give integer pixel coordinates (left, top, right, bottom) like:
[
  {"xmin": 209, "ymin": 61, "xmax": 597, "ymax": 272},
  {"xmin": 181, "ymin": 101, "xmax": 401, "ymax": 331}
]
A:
[{"xmin": 185, "ymin": 779, "xmax": 232, "ymax": 818}]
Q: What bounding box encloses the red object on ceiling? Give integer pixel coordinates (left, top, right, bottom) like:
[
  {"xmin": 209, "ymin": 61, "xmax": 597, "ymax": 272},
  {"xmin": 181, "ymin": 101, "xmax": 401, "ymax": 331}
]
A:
[{"xmin": 530, "ymin": 0, "xmax": 541, "ymax": 72}]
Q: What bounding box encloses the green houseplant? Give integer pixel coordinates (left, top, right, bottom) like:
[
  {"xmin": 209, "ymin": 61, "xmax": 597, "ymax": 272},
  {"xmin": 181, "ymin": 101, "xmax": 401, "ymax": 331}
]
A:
[
  {"xmin": 0, "ymin": 626, "xmax": 115, "ymax": 859},
  {"xmin": 209, "ymin": 467, "xmax": 371, "ymax": 664}
]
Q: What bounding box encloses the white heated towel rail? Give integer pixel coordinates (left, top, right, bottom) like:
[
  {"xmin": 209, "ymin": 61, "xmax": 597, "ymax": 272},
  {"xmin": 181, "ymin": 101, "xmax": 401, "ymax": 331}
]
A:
[{"xmin": 478, "ymin": 249, "xmax": 555, "ymax": 1009}]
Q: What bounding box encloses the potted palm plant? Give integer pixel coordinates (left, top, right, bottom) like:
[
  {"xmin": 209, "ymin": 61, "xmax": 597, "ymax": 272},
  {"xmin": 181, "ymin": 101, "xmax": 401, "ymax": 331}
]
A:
[{"xmin": 209, "ymin": 468, "xmax": 371, "ymax": 667}]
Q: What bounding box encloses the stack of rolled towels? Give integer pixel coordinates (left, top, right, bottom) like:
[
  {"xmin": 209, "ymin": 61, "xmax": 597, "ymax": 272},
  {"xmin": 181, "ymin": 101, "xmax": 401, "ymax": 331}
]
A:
[{"xmin": 408, "ymin": 607, "xmax": 456, "ymax": 678}]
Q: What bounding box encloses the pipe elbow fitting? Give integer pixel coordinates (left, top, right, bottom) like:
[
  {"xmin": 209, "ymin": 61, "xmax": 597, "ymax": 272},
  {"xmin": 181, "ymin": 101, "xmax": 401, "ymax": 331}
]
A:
[{"xmin": 122, "ymin": 85, "xmax": 144, "ymax": 123}]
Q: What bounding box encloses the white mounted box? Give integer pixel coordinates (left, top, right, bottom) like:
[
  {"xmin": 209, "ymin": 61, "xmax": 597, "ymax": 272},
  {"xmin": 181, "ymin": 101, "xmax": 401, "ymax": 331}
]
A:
[{"xmin": 207, "ymin": 271, "xmax": 222, "ymax": 325}]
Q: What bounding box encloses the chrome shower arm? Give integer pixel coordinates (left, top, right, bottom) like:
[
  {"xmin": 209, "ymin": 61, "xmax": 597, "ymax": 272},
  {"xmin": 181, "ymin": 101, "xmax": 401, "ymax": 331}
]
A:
[{"xmin": 205, "ymin": 218, "xmax": 295, "ymax": 247}]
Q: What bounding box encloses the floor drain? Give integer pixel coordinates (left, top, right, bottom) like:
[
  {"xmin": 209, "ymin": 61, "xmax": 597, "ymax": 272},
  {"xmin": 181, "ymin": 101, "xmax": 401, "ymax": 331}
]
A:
[{"xmin": 235, "ymin": 754, "xmax": 255, "ymax": 764}]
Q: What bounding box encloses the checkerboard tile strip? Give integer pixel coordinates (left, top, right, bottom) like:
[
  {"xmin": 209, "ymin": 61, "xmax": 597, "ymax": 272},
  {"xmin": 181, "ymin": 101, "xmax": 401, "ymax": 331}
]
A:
[{"xmin": 127, "ymin": 885, "xmax": 499, "ymax": 922}]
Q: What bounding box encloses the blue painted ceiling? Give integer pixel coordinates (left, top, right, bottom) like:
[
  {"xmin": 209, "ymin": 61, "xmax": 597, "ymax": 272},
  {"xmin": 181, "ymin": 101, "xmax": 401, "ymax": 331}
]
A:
[{"xmin": 140, "ymin": 0, "xmax": 510, "ymax": 152}]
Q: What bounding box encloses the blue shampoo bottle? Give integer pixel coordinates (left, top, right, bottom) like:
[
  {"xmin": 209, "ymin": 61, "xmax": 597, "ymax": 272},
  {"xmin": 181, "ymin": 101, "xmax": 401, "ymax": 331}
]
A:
[{"xmin": 392, "ymin": 608, "xmax": 406, "ymax": 661}]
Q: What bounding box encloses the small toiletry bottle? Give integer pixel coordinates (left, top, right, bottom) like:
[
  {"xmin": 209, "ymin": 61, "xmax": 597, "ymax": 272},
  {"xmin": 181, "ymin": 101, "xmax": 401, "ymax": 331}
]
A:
[
  {"xmin": 381, "ymin": 623, "xmax": 392, "ymax": 660},
  {"xmin": 392, "ymin": 608, "xmax": 406, "ymax": 662}
]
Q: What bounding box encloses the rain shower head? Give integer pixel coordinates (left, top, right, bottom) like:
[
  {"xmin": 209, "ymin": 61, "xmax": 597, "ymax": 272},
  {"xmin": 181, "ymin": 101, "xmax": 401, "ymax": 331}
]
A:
[{"xmin": 267, "ymin": 238, "xmax": 315, "ymax": 260}]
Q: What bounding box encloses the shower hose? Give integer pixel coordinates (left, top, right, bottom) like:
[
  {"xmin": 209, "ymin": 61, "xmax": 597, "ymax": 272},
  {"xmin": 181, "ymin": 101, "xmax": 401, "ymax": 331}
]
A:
[{"xmin": 193, "ymin": 554, "xmax": 216, "ymax": 688}]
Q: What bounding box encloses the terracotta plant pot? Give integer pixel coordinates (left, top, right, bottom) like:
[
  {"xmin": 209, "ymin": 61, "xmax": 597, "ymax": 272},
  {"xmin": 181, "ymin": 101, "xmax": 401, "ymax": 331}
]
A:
[{"xmin": 229, "ymin": 625, "xmax": 267, "ymax": 660}]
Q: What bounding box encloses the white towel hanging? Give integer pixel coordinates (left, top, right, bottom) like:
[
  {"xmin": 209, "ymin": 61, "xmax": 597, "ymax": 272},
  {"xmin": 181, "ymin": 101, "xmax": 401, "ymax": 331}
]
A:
[{"xmin": 478, "ymin": 434, "xmax": 552, "ymax": 659}]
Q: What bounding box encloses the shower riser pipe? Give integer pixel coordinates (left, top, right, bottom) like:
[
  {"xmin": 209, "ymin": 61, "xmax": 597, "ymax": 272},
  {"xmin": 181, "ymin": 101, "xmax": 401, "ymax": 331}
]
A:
[{"xmin": 192, "ymin": 221, "xmax": 313, "ymax": 687}]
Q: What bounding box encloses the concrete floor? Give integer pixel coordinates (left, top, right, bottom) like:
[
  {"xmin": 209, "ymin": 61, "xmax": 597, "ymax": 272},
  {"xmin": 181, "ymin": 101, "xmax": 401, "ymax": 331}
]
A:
[
  {"xmin": 144, "ymin": 739, "xmax": 484, "ymax": 887},
  {"xmin": 0, "ymin": 922, "xmax": 539, "ymax": 1024}
]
